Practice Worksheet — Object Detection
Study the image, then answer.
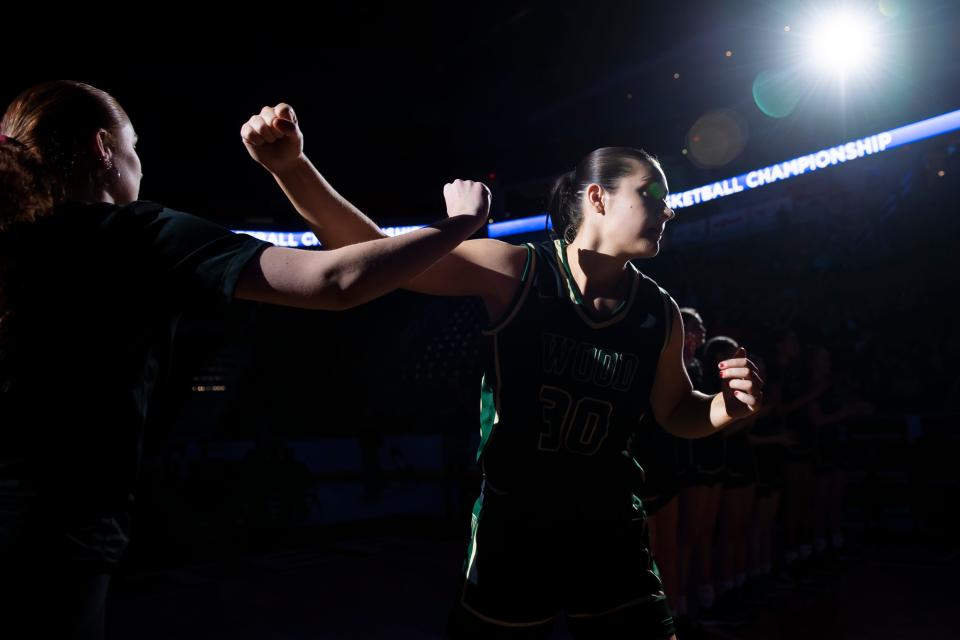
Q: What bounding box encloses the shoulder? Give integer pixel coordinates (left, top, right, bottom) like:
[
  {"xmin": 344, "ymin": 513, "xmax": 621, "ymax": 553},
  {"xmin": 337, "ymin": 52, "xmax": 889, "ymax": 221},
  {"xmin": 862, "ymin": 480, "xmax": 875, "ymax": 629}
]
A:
[
  {"xmin": 632, "ymin": 266, "xmax": 672, "ymax": 304},
  {"xmin": 632, "ymin": 266, "xmax": 678, "ymax": 326}
]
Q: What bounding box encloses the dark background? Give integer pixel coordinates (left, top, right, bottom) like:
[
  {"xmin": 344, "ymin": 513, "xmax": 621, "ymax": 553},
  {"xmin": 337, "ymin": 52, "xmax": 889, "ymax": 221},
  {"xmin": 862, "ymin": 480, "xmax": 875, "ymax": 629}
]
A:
[{"xmin": 5, "ymin": 1, "xmax": 960, "ymax": 637}]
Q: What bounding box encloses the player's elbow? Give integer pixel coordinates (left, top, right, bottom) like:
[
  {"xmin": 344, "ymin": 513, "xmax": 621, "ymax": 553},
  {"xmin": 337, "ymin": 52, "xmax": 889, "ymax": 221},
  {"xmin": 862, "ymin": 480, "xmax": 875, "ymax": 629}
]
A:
[{"xmin": 310, "ymin": 260, "xmax": 381, "ymax": 311}]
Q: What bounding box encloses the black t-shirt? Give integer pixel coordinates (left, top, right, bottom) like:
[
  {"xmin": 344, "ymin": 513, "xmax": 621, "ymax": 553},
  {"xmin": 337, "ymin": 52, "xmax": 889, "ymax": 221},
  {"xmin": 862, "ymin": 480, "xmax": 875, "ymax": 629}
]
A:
[{"xmin": 0, "ymin": 200, "xmax": 268, "ymax": 568}]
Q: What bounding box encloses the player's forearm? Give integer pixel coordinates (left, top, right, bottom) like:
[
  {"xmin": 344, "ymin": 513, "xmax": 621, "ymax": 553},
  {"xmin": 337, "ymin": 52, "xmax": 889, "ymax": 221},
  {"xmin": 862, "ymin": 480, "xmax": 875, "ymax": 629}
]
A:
[
  {"xmin": 663, "ymin": 391, "xmax": 737, "ymax": 438},
  {"xmin": 272, "ymin": 155, "xmax": 385, "ymax": 248}
]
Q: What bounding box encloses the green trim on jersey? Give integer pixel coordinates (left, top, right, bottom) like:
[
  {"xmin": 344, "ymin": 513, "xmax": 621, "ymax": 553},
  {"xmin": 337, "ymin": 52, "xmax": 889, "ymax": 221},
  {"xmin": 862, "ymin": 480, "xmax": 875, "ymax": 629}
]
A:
[
  {"xmin": 555, "ymin": 238, "xmax": 586, "ymax": 306},
  {"xmin": 478, "ymin": 369, "xmax": 498, "ymax": 461},
  {"xmin": 464, "ymin": 492, "xmax": 485, "ymax": 582}
]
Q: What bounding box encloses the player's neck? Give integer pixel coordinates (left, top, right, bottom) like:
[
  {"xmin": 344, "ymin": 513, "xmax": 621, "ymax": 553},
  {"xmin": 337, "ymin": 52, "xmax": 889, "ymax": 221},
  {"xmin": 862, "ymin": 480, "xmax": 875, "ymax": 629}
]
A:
[{"xmin": 564, "ymin": 238, "xmax": 632, "ymax": 304}]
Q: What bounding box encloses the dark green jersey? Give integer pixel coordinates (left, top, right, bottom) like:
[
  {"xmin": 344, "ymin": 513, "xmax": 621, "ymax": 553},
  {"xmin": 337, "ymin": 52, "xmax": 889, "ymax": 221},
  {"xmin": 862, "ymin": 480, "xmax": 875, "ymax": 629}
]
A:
[{"xmin": 476, "ymin": 239, "xmax": 673, "ymax": 512}]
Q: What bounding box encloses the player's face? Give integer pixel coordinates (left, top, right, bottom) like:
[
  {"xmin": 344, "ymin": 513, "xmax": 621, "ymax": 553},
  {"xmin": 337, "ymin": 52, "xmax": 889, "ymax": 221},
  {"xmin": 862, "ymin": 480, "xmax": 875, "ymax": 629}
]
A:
[{"xmin": 601, "ymin": 161, "xmax": 675, "ymax": 259}]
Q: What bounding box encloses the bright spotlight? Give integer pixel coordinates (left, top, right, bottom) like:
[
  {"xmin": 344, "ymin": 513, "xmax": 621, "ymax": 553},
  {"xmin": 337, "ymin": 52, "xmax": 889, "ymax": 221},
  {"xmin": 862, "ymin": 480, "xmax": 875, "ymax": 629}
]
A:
[{"xmin": 809, "ymin": 10, "xmax": 876, "ymax": 74}]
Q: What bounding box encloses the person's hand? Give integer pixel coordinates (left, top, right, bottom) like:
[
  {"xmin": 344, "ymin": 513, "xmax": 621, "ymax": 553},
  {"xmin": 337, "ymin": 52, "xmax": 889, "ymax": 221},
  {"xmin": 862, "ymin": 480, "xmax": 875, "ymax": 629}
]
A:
[
  {"xmin": 719, "ymin": 347, "xmax": 764, "ymax": 419},
  {"xmin": 241, "ymin": 103, "xmax": 304, "ymax": 175},
  {"xmin": 442, "ymin": 179, "xmax": 491, "ymax": 232}
]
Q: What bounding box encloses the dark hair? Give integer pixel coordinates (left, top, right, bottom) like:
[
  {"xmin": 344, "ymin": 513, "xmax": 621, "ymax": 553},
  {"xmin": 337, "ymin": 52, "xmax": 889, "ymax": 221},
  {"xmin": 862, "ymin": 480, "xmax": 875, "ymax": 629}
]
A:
[
  {"xmin": 704, "ymin": 335, "xmax": 739, "ymax": 363},
  {"xmin": 0, "ymin": 140, "xmax": 51, "ymax": 232},
  {"xmin": 547, "ymin": 147, "xmax": 659, "ymax": 243},
  {"xmin": 1, "ymin": 80, "xmax": 129, "ymax": 207},
  {"xmin": 680, "ymin": 307, "xmax": 703, "ymax": 324}
]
